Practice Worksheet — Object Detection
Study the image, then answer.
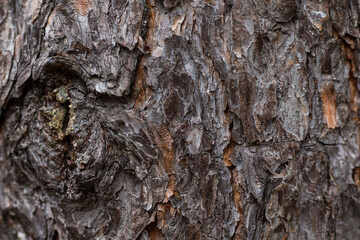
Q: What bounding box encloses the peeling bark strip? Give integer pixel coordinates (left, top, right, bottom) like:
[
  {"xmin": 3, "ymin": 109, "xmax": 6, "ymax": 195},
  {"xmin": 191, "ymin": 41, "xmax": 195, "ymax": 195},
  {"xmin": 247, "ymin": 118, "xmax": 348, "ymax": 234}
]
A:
[
  {"xmin": 354, "ymin": 167, "xmax": 360, "ymax": 187},
  {"xmin": 321, "ymin": 84, "xmax": 337, "ymax": 129},
  {"xmin": 72, "ymin": 0, "xmax": 92, "ymax": 15},
  {"xmin": 1, "ymin": 0, "xmax": 360, "ymax": 239}
]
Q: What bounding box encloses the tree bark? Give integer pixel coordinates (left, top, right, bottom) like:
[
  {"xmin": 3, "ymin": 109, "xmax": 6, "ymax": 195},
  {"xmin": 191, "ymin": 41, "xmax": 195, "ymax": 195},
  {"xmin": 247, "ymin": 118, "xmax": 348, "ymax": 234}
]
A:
[{"xmin": 1, "ymin": 0, "xmax": 360, "ymax": 239}]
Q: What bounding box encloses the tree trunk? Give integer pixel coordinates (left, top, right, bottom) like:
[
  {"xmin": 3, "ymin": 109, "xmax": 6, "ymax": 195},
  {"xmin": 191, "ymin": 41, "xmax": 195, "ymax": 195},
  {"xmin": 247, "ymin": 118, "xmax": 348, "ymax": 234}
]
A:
[{"xmin": 1, "ymin": 0, "xmax": 360, "ymax": 239}]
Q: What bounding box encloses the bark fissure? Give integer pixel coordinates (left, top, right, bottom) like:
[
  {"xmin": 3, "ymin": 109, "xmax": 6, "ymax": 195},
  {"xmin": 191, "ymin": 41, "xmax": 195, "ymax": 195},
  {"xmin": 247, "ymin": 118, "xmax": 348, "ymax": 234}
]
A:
[{"xmin": 1, "ymin": 0, "xmax": 360, "ymax": 239}]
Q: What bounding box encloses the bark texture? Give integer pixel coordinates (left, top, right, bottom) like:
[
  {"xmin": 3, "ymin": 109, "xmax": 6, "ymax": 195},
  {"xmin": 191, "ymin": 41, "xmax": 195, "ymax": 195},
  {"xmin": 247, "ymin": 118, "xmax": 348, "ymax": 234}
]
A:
[{"xmin": 1, "ymin": 0, "xmax": 360, "ymax": 239}]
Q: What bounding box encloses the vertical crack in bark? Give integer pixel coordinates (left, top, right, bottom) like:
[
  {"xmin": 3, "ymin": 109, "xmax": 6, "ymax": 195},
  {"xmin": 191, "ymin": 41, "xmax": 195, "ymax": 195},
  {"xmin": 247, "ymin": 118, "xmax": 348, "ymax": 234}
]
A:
[
  {"xmin": 133, "ymin": 0, "xmax": 155, "ymax": 109},
  {"xmin": 342, "ymin": 38, "xmax": 360, "ymax": 151},
  {"xmin": 133, "ymin": 56, "xmax": 147, "ymax": 109},
  {"xmin": 144, "ymin": 0, "xmax": 156, "ymax": 52},
  {"xmin": 146, "ymin": 221, "xmax": 164, "ymax": 240},
  {"xmin": 223, "ymin": 109, "xmax": 245, "ymax": 239},
  {"xmin": 348, "ymin": 62, "xmax": 359, "ymax": 113},
  {"xmin": 36, "ymin": 1, "xmax": 56, "ymax": 58}
]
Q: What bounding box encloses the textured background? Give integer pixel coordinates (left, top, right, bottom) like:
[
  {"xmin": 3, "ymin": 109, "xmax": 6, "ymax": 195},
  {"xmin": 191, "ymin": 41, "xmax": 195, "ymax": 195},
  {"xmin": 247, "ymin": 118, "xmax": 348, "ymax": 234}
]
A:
[{"xmin": 0, "ymin": 0, "xmax": 360, "ymax": 239}]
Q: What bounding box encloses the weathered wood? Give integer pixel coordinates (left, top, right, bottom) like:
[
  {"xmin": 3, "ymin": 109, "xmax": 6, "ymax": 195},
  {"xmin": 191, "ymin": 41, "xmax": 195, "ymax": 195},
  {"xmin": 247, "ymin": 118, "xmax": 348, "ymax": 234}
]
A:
[{"xmin": 0, "ymin": 0, "xmax": 360, "ymax": 239}]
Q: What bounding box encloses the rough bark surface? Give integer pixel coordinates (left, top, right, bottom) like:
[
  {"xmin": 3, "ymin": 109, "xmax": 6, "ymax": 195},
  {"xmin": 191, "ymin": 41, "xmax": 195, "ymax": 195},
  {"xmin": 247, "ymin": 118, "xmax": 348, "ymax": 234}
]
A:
[{"xmin": 1, "ymin": 0, "xmax": 360, "ymax": 239}]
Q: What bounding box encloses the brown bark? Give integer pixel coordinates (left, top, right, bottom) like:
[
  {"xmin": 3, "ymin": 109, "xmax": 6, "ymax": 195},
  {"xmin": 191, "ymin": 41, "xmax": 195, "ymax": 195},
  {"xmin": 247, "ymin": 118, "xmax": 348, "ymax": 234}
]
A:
[{"xmin": 0, "ymin": 0, "xmax": 360, "ymax": 239}]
